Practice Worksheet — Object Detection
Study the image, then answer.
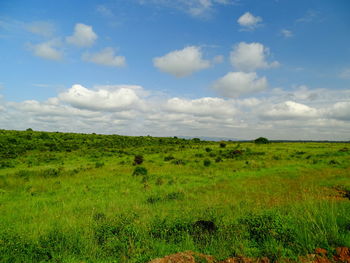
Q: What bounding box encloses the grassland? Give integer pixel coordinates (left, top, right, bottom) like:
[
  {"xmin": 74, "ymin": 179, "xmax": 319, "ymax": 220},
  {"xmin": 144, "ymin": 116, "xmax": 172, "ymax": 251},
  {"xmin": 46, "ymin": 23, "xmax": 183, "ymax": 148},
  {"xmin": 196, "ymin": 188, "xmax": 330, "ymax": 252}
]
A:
[{"xmin": 0, "ymin": 129, "xmax": 349, "ymax": 263}]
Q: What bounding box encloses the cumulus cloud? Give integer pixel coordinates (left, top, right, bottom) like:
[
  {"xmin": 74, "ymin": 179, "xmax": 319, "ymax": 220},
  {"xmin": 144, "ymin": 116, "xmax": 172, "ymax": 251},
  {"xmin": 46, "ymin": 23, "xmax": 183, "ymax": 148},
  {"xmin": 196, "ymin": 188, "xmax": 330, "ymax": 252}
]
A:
[
  {"xmin": 281, "ymin": 29, "xmax": 293, "ymax": 38},
  {"xmin": 153, "ymin": 46, "xmax": 210, "ymax": 77},
  {"xmin": 230, "ymin": 42, "xmax": 280, "ymax": 72},
  {"xmin": 213, "ymin": 71, "xmax": 267, "ymax": 98},
  {"xmin": 165, "ymin": 97, "xmax": 236, "ymax": 117},
  {"xmin": 261, "ymin": 101, "xmax": 319, "ymax": 120},
  {"xmin": 237, "ymin": 12, "xmax": 262, "ymax": 30},
  {"xmin": 58, "ymin": 84, "xmax": 145, "ymax": 112},
  {"xmin": 82, "ymin": 47, "xmax": 126, "ymax": 67},
  {"xmin": 66, "ymin": 23, "xmax": 97, "ymax": 47},
  {"xmin": 25, "ymin": 21, "xmax": 55, "ymax": 37},
  {"xmin": 29, "ymin": 39, "xmax": 63, "ymax": 60}
]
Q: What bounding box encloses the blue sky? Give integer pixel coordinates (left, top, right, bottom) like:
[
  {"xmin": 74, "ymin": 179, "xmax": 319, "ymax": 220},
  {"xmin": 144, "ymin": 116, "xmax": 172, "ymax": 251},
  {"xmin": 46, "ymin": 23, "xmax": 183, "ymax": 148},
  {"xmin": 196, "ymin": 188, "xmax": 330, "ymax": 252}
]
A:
[{"xmin": 0, "ymin": 0, "xmax": 350, "ymax": 140}]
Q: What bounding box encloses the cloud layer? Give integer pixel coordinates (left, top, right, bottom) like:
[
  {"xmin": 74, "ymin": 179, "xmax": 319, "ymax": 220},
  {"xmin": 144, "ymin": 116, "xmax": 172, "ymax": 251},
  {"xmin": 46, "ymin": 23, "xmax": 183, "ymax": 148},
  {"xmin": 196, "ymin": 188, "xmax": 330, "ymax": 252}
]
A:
[{"xmin": 2, "ymin": 84, "xmax": 349, "ymax": 140}]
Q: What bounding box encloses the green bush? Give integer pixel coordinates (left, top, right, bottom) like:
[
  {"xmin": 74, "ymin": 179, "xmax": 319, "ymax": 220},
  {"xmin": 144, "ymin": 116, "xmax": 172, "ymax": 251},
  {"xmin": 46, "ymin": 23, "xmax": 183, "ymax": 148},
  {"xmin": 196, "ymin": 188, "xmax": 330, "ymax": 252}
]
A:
[
  {"xmin": 254, "ymin": 137, "xmax": 269, "ymax": 144},
  {"xmin": 132, "ymin": 166, "xmax": 148, "ymax": 176},
  {"xmin": 203, "ymin": 159, "xmax": 211, "ymax": 167}
]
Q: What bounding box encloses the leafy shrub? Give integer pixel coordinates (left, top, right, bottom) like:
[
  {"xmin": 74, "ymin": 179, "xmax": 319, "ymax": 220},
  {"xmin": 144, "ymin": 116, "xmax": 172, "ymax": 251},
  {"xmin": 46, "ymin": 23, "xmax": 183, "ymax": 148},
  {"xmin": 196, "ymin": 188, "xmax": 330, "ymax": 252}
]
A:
[
  {"xmin": 203, "ymin": 159, "xmax": 211, "ymax": 167},
  {"xmin": 254, "ymin": 137, "xmax": 269, "ymax": 144},
  {"xmin": 171, "ymin": 159, "xmax": 186, "ymax": 165},
  {"xmin": 146, "ymin": 195, "xmax": 162, "ymax": 204},
  {"xmin": 133, "ymin": 155, "xmax": 144, "ymax": 165},
  {"xmin": 215, "ymin": 157, "xmax": 223, "ymax": 163},
  {"xmin": 165, "ymin": 191, "xmax": 185, "ymax": 201},
  {"xmin": 205, "ymin": 147, "xmax": 212, "ymax": 152},
  {"xmin": 220, "ymin": 142, "xmax": 226, "ymax": 148},
  {"xmin": 95, "ymin": 162, "xmax": 104, "ymax": 168},
  {"xmin": 132, "ymin": 166, "xmax": 148, "ymax": 176},
  {"xmin": 164, "ymin": 155, "xmax": 175, "ymax": 161}
]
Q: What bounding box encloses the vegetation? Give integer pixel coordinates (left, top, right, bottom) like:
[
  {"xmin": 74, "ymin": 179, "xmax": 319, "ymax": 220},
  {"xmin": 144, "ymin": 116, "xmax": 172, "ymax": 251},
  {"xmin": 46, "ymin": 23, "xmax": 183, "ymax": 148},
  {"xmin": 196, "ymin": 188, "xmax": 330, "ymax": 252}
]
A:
[
  {"xmin": 254, "ymin": 137, "xmax": 269, "ymax": 144},
  {"xmin": 0, "ymin": 129, "xmax": 350, "ymax": 263}
]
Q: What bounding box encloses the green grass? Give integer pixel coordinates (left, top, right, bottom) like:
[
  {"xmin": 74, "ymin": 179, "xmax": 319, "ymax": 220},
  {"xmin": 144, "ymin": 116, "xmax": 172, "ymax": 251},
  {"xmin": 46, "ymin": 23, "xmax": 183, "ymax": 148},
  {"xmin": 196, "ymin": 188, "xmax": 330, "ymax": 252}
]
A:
[{"xmin": 0, "ymin": 130, "xmax": 350, "ymax": 262}]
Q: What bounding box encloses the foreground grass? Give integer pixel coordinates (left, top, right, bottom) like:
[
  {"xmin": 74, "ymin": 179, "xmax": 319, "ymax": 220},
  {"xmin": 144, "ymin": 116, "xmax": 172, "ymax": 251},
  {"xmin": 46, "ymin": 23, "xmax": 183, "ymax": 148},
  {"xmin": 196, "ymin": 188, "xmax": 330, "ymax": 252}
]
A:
[{"xmin": 0, "ymin": 130, "xmax": 350, "ymax": 262}]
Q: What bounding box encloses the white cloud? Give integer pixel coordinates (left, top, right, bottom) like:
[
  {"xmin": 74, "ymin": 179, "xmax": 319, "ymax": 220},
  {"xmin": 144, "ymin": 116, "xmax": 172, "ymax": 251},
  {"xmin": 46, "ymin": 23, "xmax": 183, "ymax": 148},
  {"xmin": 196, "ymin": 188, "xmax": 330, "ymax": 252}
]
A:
[
  {"xmin": 96, "ymin": 5, "xmax": 114, "ymax": 17},
  {"xmin": 58, "ymin": 84, "xmax": 145, "ymax": 111},
  {"xmin": 230, "ymin": 42, "xmax": 280, "ymax": 72},
  {"xmin": 29, "ymin": 39, "xmax": 63, "ymax": 61},
  {"xmin": 339, "ymin": 68, "xmax": 350, "ymax": 79},
  {"xmin": 139, "ymin": 0, "xmax": 235, "ymax": 18},
  {"xmin": 165, "ymin": 97, "xmax": 236, "ymax": 117},
  {"xmin": 237, "ymin": 12, "xmax": 262, "ymax": 31},
  {"xmin": 66, "ymin": 23, "xmax": 97, "ymax": 47},
  {"xmin": 82, "ymin": 47, "xmax": 126, "ymax": 67},
  {"xmin": 296, "ymin": 10, "xmax": 320, "ymax": 23},
  {"xmin": 281, "ymin": 29, "xmax": 293, "ymax": 38},
  {"xmin": 261, "ymin": 101, "xmax": 319, "ymax": 120},
  {"xmin": 327, "ymin": 102, "xmax": 350, "ymax": 121},
  {"xmin": 26, "ymin": 21, "xmax": 55, "ymax": 37},
  {"xmin": 213, "ymin": 71, "xmax": 268, "ymax": 98},
  {"xmin": 213, "ymin": 55, "xmax": 224, "ymax": 64},
  {"xmin": 153, "ymin": 46, "xmax": 210, "ymax": 77}
]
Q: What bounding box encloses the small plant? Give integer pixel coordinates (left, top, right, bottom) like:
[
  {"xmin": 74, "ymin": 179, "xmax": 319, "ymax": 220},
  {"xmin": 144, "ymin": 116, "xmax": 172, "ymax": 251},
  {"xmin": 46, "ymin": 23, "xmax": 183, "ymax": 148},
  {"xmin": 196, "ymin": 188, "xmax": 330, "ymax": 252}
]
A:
[
  {"xmin": 254, "ymin": 137, "xmax": 269, "ymax": 144},
  {"xmin": 133, "ymin": 155, "xmax": 144, "ymax": 165},
  {"xmin": 203, "ymin": 159, "xmax": 211, "ymax": 167},
  {"xmin": 132, "ymin": 166, "xmax": 148, "ymax": 176}
]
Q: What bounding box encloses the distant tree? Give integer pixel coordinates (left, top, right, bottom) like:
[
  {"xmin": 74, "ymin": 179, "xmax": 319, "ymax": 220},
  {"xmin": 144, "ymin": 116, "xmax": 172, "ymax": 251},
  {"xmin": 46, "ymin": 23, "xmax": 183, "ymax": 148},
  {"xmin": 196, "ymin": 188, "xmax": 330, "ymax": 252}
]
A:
[
  {"xmin": 220, "ymin": 142, "xmax": 226, "ymax": 148},
  {"xmin": 254, "ymin": 137, "xmax": 269, "ymax": 144},
  {"xmin": 26, "ymin": 128, "xmax": 33, "ymax": 132}
]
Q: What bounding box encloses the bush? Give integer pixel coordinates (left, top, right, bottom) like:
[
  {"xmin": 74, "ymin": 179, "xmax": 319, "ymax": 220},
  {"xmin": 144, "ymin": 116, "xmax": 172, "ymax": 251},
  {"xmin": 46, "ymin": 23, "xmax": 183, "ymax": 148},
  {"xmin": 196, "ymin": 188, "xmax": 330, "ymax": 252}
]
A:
[
  {"xmin": 205, "ymin": 147, "xmax": 212, "ymax": 152},
  {"xmin": 219, "ymin": 142, "xmax": 227, "ymax": 148},
  {"xmin": 203, "ymin": 159, "xmax": 211, "ymax": 167},
  {"xmin": 254, "ymin": 137, "xmax": 269, "ymax": 144},
  {"xmin": 164, "ymin": 155, "xmax": 175, "ymax": 161},
  {"xmin": 133, "ymin": 155, "xmax": 144, "ymax": 165},
  {"xmin": 132, "ymin": 166, "xmax": 148, "ymax": 176}
]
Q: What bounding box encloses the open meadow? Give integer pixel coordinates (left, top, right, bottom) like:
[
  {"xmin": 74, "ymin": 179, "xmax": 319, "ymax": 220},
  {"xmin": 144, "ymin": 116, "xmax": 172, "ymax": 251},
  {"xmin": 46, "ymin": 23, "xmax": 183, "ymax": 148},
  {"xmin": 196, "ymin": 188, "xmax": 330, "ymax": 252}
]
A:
[{"xmin": 0, "ymin": 129, "xmax": 350, "ymax": 263}]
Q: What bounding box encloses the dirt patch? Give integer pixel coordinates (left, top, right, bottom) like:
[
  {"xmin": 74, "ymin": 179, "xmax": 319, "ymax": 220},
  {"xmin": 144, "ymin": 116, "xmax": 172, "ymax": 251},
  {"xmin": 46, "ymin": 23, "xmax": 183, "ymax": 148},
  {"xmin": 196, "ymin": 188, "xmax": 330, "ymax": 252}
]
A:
[
  {"xmin": 149, "ymin": 251, "xmax": 215, "ymax": 263},
  {"xmin": 148, "ymin": 248, "xmax": 350, "ymax": 263},
  {"xmin": 332, "ymin": 186, "xmax": 350, "ymax": 200}
]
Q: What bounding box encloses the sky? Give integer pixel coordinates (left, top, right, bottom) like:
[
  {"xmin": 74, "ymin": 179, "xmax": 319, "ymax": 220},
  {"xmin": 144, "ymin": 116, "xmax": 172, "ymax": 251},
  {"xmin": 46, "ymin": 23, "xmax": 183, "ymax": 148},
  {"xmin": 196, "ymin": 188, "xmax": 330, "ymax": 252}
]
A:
[{"xmin": 0, "ymin": 0, "xmax": 350, "ymax": 140}]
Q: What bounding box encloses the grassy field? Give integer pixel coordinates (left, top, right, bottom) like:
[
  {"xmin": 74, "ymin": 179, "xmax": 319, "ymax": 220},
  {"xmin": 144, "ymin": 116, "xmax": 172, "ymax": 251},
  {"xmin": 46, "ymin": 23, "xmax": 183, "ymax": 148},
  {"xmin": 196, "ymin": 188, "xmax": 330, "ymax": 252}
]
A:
[{"xmin": 0, "ymin": 129, "xmax": 350, "ymax": 262}]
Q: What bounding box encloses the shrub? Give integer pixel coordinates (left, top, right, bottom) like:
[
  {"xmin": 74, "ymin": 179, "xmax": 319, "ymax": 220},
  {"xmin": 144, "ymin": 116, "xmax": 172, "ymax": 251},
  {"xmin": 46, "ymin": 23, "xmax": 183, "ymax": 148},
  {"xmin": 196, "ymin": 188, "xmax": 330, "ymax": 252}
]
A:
[
  {"xmin": 203, "ymin": 159, "xmax": 211, "ymax": 167},
  {"xmin": 164, "ymin": 155, "xmax": 175, "ymax": 161},
  {"xmin": 133, "ymin": 155, "xmax": 144, "ymax": 165},
  {"xmin": 171, "ymin": 159, "xmax": 186, "ymax": 165},
  {"xmin": 220, "ymin": 142, "xmax": 226, "ymax": 148},
  {"xmin": 254, "ymin": 137, "xmax": 269, "ymax": 144},
  {"xmin": 132, "ymin": 166, "xmax": 148, "ymax": 176},
  {"xmin": 95, "ymin": 162, "xmax": 104, "ymax": 168},
  {"xmin": 215, "ymin": 157, "xmax": 223, "ymax": 163},
  {"xmin": 205, "ymin": 147, "xmax": 212, "ymax": 152}
]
